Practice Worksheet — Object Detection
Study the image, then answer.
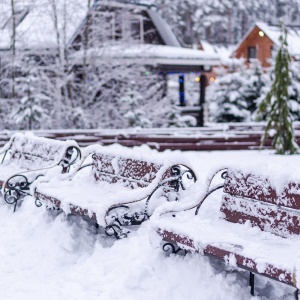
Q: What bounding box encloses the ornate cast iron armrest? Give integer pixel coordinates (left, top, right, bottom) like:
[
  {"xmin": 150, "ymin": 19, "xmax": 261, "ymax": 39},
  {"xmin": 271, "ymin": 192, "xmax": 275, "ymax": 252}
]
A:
[
  {"xmin": 103, "ymin": 164, "xmax": 197, "ymax": 239},
  {"xmin": 160, "ymin": 169, "xmax": 228, "ymax": 256},
  {"xmin": 2, "ymin": 171, "xmax": 44, "ymax": 212},
  {"xmin": 143, "ymin": 164, "xmax": 197, "ymax": 216},
  {"xmin": 59, "ymin": 146, "xmax": 82, "ymax": 173},
  {"xmin": 1, "ymin": 163, "xmax": 70, "ymax": 211},
  {"xmin": 33, "ymin": 149, "xmax": 99, "ymax": 209},
  {"xmin": 63, "ymin": 144, "xmax": 102, "ymax": 175},
  {"xmin": 195, "ymin": 169, "xmax": 228, "ymax": 215},
  {"xmin": 154, "ymin": 168, "xmax": 228, "ymax": 218},
  {"xmin": 167, "ymin": 164, "xmax": 197, "ymax": 192}
]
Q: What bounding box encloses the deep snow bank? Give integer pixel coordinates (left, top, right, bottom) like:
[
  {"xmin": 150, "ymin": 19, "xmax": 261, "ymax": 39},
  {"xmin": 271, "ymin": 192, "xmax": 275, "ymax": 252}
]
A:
[{"xmin": 0, "ymin": 147, "xmax": 298, "ymax": 299}]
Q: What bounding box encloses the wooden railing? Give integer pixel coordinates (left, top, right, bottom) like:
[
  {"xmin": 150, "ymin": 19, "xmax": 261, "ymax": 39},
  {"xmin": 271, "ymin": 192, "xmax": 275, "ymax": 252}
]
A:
[{"xmin": 1, "ymin": 122, "xmax": 300, "ymax": 151}]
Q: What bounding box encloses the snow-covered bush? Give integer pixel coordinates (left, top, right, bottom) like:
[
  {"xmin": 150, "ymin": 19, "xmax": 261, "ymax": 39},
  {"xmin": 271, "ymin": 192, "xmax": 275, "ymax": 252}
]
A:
[
  {"xmin": 208, "ymin": 60, "xmax": 268, "ymax": 122},
  {"xmin": 163, "ymin": 107, "xmax": 197, "ymax": 128},
  {"xmin": 10, "ymin": 74, "xmax": 51, "ymax": 130},
  {"xmin": 120, "ymin": 80, "xmax": 152, "ymax": 128}
]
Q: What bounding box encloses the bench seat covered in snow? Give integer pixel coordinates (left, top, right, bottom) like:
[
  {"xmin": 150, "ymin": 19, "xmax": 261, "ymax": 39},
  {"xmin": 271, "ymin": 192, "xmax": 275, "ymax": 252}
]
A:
[
  {"xmin": 34, "ymin": 146, "xmax": 196, "ymax": 238},
  {"xmin": 0, "ymin": 133, "xmax": 81, "ymax": 210},
  {"xmin": 154, "ymin": 168, "xmax": 300, "ymax": 298}
]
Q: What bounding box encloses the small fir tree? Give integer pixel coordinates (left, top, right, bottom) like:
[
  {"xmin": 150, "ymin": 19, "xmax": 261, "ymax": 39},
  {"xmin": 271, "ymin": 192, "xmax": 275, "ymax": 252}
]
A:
[
  {"xmin": 257, "ymin": 24, "xmax": 299, "ymax": 154},
  {"xmin": 120, "ymin": 80, "xmax": 152, "ymax": 128},
  {"xmin": 10, "ymin": 74, "xmax": 51, "ymax": 130},
  {"xmin": 289, "ymin": 61, "xmax": 300, "ymax": 120}
]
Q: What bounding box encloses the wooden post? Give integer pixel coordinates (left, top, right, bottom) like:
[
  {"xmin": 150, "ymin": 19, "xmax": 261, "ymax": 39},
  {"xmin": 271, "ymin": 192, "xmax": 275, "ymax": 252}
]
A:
[
  {"xmin": 199, "ymin": 74, "xmax": 206, "ymax": 127},
  {"xmin": 179, "ymin": 75, "xmax": 185, "ymax": 106}
]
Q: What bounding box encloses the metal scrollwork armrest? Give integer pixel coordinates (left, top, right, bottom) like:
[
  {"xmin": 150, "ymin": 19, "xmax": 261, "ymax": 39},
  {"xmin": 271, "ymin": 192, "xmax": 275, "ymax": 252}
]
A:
[
  {"xmin": 59, "ymin": 146, "xmax": 82, "ymax": 173},
  {"xmin": 103, "ymin": 164, "xmax": 198, "ymax": 239},
  {"xmin": 144, "ymin": 164, "xmax": 197, "ymax": 216},
  {"xmin": 195, "ymin": 169, "xmax": 228, "ymax": 215},
  {"xmin": 169, "ymin": 165, "xmax": 197, "ymax": 192},
  {"xmin": 162, "ymin": 242, "xmax": 187, "ymax": 255},
  {"xmin": 104, "ymin": 204, "xmax": 147, "ymax": 239},
  {"xmin": 155, "ymin": 168, "xmax": 228, "ymax": 218},
  {"xmin": 3, "ymin": 174, "xmax": 31, "ymax": 211}
]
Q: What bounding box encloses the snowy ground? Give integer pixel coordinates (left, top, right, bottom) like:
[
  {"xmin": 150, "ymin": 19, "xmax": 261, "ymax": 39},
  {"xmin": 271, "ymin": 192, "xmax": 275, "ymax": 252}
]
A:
[{"xmin": 0, "ymin": 146, "xmax": 299, "ymax": 300}]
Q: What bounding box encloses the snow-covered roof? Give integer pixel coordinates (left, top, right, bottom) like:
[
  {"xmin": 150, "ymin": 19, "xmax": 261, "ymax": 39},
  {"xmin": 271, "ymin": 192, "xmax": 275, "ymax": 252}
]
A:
[
  {"xmin": 147, "ymin": 9, "xmax": 181, "ymax": 47},
  {"xmin": 73, "ymin": 44, "xmax": 220, "ymax": 67},
  {"xmin": 200, "ymin": 41, "xmax": 234, "ymax": 62},
  {"xmin": 0, "ymin": 0, "xmax": 180, "ymax": 52},
  {"xmin": 233, "ymin": 22, "xmax": 300, "ymax": 58},
  {"xmin": 0, "ymin": 0, "xmax": 219, "ymax": 67},
  {"xmin": 69, "ymin": 1, "xmax": 181, "ymax": 48},
  {"xmin": 0, "ymin": 0, "xmax": 88, "ymax": 51}
]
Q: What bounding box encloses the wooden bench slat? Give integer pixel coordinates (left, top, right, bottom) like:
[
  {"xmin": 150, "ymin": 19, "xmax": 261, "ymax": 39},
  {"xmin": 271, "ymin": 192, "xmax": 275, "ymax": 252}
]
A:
[
  {"xmin": 35, "ymin": 191, "xmax": 98, "ymax": 221},
  {"xmin": 224, "ymin": 169, "xmax": 300, "ymax": 209},
  {"xmin": 204, "ymin": 245, "xmax": 294, "ymax": 286},
  {"xmin": 221, "ymin": 195, "xmax": 300, "ymax": 238},
  {"xmin": 158, "ymin": 229, "xmax": 295, "ymax": 287},
  {"xmin": 93, "ymin": 153, "xmax": 163, "ymax": 188}
]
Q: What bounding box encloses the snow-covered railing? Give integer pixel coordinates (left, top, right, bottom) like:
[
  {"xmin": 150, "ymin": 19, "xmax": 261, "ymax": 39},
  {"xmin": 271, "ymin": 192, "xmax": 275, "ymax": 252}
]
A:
[
  {"xmin": 153, "ymin": 167, "xmax": 300, "ymax": 298},
  {"xmin": 34, "ymin": 145, "xmax": 196, "ymax": 239},
  {"xmin": 1, "ymin": 122, "xmax": 300, "ymax": 151}
]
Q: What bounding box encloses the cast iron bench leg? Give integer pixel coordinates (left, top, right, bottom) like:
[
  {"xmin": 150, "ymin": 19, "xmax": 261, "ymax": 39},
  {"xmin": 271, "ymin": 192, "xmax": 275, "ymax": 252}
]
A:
[
  {"xmin": 295, "ymin": 289, "xmax": 299, "ymax": 300},
  {"xmin": 249, "ymin": 272, "xmax": 255, "ymax": 296}
]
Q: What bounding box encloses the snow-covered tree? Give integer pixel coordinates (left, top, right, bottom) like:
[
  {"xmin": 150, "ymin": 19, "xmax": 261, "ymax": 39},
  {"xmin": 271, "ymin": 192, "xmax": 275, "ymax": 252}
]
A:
[
  {"xmin": 157, "ymin": 0, "xmax": 300, "ymax": 46},
  {"xmin": 257, "ymin": 24, "xmax": 299, "ymax": 155},
  {"xmin": 288, "ymin": 61, "xmax": 300, "ymax": 120},
  {"xmin": 120, "ymin": 80, "xmax": 152, "ymax": 128},
  {"xmin": 10, "ymin": 73, "xmax": 51, "ymax": 129},
  {"xmin": 208, "ymin": 59, "xmax": 268, "ymax": 122},
  {"xmin": 163, "ymin": 107, "xmax": 197, "ymax": 127}
]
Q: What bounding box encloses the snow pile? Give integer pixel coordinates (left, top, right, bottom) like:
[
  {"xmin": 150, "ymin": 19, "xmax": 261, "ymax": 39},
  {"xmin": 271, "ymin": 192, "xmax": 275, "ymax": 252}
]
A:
[
  {"xmin": 0, "ymin": 197, "xmax": 292, "ymax": 300},
  {"xmin": 0, "ymin": 148, "xmax": 299, "ymax": 299}
]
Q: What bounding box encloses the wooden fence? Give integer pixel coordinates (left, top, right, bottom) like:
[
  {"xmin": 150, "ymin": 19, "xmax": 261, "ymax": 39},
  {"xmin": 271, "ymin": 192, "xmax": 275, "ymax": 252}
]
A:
[{"xmin": 0, "ymin": 123, "xmax": 299, "ymax": 151}]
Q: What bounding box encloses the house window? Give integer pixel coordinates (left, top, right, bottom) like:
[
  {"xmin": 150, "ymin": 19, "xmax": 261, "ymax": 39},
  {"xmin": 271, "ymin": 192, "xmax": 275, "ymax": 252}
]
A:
[
  {"xmin": 247, "ymin": 47, "xmax": 257, "ymax": 62},
  {"xmin": 270, "ymin": 45, "xmax": 276, "ymax": 58}
]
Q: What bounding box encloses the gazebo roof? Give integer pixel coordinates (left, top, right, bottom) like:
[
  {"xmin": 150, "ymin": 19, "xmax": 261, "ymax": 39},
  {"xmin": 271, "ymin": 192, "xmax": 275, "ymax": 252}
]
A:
[{"xmin": 73, "ymin": 44, "xmax": 220, "ymax": 72}]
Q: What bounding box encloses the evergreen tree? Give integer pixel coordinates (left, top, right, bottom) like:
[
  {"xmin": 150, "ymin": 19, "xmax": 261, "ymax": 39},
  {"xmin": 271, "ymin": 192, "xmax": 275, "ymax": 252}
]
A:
[
  {"xmin": 208, "ymin": 60, "xmax": 267, "ymax": 122},
  {"xmin": 257, "ymin": 24, "xmax": 299, "ymax": 155},
  {"xmin": 289, "ymin": 61, "xmax": 300, "ymax": 120},
  {"xmin": 119, "ymin": 80, "xmax": 152, "ymax": 128},
  {"xmin": 10, "ymin": 73, "xmax": 51, "ymax": 130}
]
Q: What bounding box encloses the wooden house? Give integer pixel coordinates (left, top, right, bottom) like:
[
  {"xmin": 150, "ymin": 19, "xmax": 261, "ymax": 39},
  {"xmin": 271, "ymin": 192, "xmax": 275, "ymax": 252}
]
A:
[
  {"xmin": 233, "ymin": 22, "xmax": 300, "ymax": 68},
  {"xmin": 0, "ymin": 0, "xmax": 220, "ymax": 126}
]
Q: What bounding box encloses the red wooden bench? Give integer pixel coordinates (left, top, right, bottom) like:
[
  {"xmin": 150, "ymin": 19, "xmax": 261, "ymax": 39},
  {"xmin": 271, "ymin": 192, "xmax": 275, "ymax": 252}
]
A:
[
  {"xmin": 154, "ymin": 168, "xmax": 300, "ymax": 299},
  {"xmin": 34, "ymin": 146, "xmax": 196, "ymax": 239},
  {"xmin": 0, "ymin": 133, "xmax": 81, "ymax": 211}
]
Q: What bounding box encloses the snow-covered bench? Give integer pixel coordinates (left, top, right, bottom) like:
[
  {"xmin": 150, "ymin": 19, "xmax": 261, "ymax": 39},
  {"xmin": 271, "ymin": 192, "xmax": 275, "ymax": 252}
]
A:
[
  {"xmin": 154, "ymin": 168, "xmax": 300, "ymax": 299},
  {"xmin": 34, "ymin": 146, "xmax": 197, "ymax": 239},
  {"xmin": 0, "ymin": 133, "xmax": 81, "ymax": 211}
]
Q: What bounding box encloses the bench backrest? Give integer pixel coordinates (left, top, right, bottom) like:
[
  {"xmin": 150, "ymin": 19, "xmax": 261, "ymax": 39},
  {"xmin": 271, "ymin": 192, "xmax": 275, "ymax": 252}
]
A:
[
  {"xmin": 220, "ymin": 169, "xmax": 300, "ymax": 238},
  {"xmin": 92, "ymin": 152, "xmax": 169, "ymax": 189},
  {"xmin": 5, "ymin": 133, "xmax": 79, "ymax": 172}
]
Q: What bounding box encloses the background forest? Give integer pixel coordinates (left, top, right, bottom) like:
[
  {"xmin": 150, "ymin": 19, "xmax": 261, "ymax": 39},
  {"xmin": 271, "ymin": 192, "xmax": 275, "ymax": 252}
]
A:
[
  {"xmin": 156, "ymin": 0, "xmax": 300, "ymax": 46},
  {"xmin": 1, "ymin": 0, "xmax": 300, "ymax": 129}
]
